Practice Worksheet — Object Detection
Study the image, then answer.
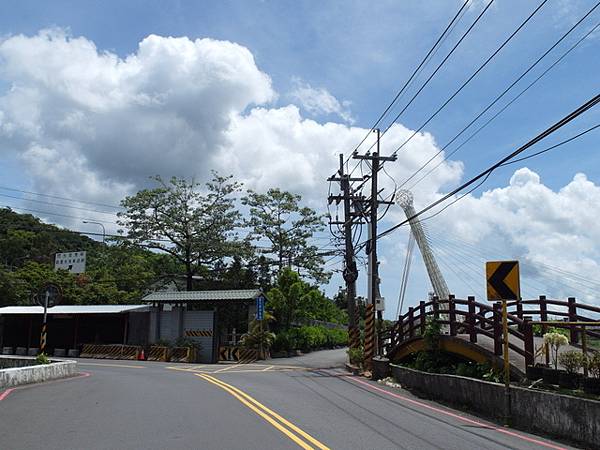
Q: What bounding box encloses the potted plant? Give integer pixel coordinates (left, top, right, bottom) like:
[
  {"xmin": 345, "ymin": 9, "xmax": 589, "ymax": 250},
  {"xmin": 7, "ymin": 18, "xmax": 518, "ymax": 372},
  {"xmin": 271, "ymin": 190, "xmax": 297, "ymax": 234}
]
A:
[
  {"xmin": 583, "ymin": 352, "xmax": 600, "ymax": 395},
  {"xmin": 542, "ymin": 332, "xmax": 569, "ymax": 385},
  {"xmin": 557, "ymin": 350, "xmax": 584, "ymax": 389}
]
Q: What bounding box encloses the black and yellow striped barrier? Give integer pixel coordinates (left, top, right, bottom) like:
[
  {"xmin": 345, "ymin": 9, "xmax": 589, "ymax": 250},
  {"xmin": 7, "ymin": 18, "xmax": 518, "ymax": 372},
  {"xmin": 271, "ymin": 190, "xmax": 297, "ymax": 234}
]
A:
[
  {"xmin": 170, "ymin": 347, "xmax": 194, "ymax": 363},
  {"xmin": 219, "ymin": 346, "xmax": 258, "ymax": 363},
  {"xmin": 364, "ymin": 304, "xmax": 375, "ymax": 371},
  {"xmin": 40, "ymin": 324, "xmax": 48, "ymax": 354},
  {"xmin": 80, "ymin": 344, "xmax": 140, "ymax": 360},
  {"xmin": 184, "ymin": 329, "xmax": 213, "ymax": 337},
  {"xmin": 147, "ymin": 346, "xmax": 170, "ymax": 362}
]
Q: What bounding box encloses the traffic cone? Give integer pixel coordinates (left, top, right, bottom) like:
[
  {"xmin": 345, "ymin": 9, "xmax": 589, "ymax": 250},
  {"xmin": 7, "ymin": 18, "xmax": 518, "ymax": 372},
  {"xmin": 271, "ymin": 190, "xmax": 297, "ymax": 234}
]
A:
[{"xmin": 138, "ymin": 349, "xmax": 145, "ymax": 361}]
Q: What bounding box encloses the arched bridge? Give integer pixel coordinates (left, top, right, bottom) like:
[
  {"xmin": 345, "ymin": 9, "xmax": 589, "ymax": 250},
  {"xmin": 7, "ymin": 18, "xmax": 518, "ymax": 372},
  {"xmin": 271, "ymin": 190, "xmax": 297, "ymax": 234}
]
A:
[{"xmin": 380, "ymin": 295, "xmax": 600, "ymax": 377}]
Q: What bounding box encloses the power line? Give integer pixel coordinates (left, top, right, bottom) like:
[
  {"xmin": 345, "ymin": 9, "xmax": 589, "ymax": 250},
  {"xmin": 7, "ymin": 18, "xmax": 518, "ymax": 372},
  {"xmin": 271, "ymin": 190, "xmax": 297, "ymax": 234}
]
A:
[
  {"xmin": 400, "ymin": 5, "xmax": 600, "ymax": 189},
  {"xmin": 0, "ymin": 193, "xmax": 120, "ymax": 217},
  {"xmin": 345, "ymin": 0, "xmax": 473, "ymax": 159},
  {"xmin": 389, "ymin": 0, "xmax": 549, "ymax": 159},
  {"xmin": 426, "ymin": 228, "xmax": 600, "ymax": 299},
  {"xmin": 0, "ymin": 185, "xmax": 123, "ymax": 210},
  {"xmin": 375, "ymin": 92, "xmax": 600, "ymax": 241},
  {"xmin": 415, "ymin": 123, "xmax": 600, "ymax": 223},
  {"xmin": 332, "ymin": 0, "xmax": 478, "ymax": 176},
  {"xmin": 407, "ymin": 20, "xmax": 600, "ymax": 192},
  {"xmin": 3, "ymin": 205, "xmax": 120, "ymax": 225},
  {"xmin": 354, "ymin": 0, "xmax": 496, "ymax": 162},
  {"xmin": 500, "ymin": 123, "xmax": 600, "ymax": 167}
]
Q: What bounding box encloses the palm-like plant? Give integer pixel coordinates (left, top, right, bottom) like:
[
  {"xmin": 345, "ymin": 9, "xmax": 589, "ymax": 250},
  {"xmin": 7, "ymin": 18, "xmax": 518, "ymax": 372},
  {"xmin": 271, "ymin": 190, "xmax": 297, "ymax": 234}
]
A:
[{"xmin": 241, "ymin": 320, "xmax": 276, "ymax": 359}]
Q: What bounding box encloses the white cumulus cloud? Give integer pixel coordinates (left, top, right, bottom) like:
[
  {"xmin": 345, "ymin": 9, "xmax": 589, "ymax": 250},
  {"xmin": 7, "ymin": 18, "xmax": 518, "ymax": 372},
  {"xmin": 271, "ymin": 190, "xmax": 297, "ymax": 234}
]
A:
[{"xmin": 289, "ymin": 78, "xmax": 354, "ymax": 124}]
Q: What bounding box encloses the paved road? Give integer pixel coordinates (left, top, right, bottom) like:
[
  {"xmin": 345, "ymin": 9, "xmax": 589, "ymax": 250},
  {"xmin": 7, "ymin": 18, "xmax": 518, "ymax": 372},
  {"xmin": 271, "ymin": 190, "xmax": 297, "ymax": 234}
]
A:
[{"xmin": 0, "ymin": 351, "xmax": 576, "ymax": 450}]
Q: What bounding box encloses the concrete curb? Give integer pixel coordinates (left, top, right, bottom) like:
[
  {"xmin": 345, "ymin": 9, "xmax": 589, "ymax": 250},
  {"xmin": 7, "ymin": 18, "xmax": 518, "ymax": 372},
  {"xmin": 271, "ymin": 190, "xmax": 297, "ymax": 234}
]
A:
[
  {"xmin": 345, "ymin": 362, "xmax": 361, "ymax": 375},
  {"xmin": 0, "ymin": 356, "xmax": 78, "ymax": 391}
]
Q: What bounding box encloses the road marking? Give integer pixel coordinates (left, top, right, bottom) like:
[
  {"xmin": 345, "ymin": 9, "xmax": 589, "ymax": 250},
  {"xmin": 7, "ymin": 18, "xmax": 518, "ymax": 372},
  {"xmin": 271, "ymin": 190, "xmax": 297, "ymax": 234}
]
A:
[
  {"xmin": 165, "ymin": 365, "xmax": 206, "ymax": 372},
  {"xmin": 344, "ymin": 375, "xmax": 567, "ymax": 450},
  {"xmin": 78, "ymin": 362, "xmax": 146, "ymax": 369},
  {"xmin": 213, "ymin": 363, "xmax": 242, "ymax": 373},
  {"xmin": 198, "ymin": 373, "xmax": 330, "ymax": 450},
  {"xmin": 165, "ymin": 363, "xmax": 309, "ymax": 374}
]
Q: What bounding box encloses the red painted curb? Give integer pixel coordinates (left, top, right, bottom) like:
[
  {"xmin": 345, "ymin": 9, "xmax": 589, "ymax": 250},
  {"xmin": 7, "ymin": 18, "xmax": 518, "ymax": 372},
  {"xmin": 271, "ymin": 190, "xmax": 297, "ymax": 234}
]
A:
[
  {"xmin": 0, "ymin": 371, "xmax": 91, "ymax": 402},
  {"xmin": 345, "ymin": 374, "xmax": 567, "ymax": 450}
]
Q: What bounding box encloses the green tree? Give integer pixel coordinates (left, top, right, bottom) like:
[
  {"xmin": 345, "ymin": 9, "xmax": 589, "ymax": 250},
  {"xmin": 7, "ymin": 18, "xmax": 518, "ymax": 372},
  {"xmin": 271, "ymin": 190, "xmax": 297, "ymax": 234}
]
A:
[
  {"xmin": 118, "ymin": 174, "xmax": 244, "ymax": 290},
  {"xmin": 267, "ymin": 268, "xmax": 345, "ymax": 330},
  {"xmin": 242, "ymin": 188, "xmax": 328, "ymax": 284}
]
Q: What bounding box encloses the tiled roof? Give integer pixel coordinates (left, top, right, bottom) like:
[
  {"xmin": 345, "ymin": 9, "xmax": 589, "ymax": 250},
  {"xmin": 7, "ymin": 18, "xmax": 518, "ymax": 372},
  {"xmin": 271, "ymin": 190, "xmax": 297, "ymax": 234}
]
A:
[
  {"xmin": 142, "ymin": 289, "xmax": 262, "ymax": 302},
  {"xmin": 0, "ymin": 305, "xmax": 149, "ymax": 315}
]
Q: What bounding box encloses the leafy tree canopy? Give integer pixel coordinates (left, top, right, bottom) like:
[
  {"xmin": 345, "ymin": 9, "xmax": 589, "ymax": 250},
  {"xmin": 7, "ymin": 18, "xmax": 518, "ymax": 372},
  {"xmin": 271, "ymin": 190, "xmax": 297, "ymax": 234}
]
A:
[
  {"xmin": 242, "ymin": 188, "xmax": 329, "ymax": 284},
  {"xmin": 267, "ymin": 268, "xmax": 345, "ymax": 330},
  {"xmin": 118, "ymin": 173, "xmax": 245, "ymax": 290}
]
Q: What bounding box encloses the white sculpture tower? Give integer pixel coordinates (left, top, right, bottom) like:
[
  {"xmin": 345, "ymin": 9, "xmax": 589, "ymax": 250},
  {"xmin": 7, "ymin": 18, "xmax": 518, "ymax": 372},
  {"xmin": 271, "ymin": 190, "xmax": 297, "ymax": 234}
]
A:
[{"xmin": 396, "ymin": 190, "xmax": 450, "ymax": 300}]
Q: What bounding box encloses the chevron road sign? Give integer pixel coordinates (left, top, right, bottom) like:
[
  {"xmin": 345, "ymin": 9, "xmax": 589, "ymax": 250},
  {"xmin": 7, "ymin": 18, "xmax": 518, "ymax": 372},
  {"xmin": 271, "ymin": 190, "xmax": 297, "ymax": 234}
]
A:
[{"xmin": 486, "ymin": 261, "xmax": 520, "ymax": 301}]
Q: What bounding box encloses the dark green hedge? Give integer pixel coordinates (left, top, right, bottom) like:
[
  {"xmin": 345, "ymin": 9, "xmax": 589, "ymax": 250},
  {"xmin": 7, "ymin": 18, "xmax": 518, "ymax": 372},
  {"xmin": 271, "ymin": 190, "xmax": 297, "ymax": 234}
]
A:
[{"xmin": 272, "ymin": 326, "xmax": 348, "ymax": 353}]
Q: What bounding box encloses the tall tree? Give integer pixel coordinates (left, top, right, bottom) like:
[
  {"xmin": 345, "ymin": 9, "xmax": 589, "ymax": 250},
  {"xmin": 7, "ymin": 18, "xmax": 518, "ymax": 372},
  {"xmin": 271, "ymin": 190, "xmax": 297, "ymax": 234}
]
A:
[
  {"xmin": 267, "ymin": 268, "xmax": 345, "ymax": 330},
  {"xmin": 242, "ymin": 188, "xmax": 328, "ymax": 284},
  {"xmin": 118, "ymin": 174, "xmax": 243, "ymax": 290}
]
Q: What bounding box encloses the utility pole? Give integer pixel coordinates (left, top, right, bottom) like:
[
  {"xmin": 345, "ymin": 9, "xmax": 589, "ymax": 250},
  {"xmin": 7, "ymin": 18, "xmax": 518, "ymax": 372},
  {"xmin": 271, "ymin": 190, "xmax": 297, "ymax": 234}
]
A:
[
  {"xmin": 353, "ymin": 129, "xmax": 396, "ymax": 356},
  {"xmin": 328, "ymin": 155, "xmax": 364, "ymax": 350}
]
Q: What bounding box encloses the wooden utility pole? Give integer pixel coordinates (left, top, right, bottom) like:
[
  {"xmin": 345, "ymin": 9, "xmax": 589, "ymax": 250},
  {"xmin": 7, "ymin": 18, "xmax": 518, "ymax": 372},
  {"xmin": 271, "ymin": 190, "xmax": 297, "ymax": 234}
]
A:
[
  {"xmin": 328, "ymin": 155, "xmax": 363, "ymax": 350},
  {"xmin": 353, "ymin": 129, "xmax": 396, "ymax": 356}
]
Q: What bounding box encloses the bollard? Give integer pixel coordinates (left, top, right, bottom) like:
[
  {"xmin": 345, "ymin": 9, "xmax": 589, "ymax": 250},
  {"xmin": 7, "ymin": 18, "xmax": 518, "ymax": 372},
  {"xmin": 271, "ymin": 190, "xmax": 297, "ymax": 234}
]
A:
[{"xmin": 364, "ymin": 304, "xmax": 375, "ymax": 372}]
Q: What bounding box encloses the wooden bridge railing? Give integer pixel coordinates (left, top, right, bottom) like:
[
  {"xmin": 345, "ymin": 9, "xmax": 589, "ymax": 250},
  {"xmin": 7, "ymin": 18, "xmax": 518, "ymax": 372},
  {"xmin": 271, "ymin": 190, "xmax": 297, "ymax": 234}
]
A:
[{"xmin": 381, "ymin": 295, "xmax": 600, "ymax": 368}]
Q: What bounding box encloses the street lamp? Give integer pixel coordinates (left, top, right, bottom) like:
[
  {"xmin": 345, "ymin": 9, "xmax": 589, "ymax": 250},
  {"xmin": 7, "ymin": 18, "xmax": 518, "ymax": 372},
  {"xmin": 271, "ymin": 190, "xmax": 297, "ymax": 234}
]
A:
[{"xmin": 82, "ymin": 220, "xmax": 106, "ymax": 243}]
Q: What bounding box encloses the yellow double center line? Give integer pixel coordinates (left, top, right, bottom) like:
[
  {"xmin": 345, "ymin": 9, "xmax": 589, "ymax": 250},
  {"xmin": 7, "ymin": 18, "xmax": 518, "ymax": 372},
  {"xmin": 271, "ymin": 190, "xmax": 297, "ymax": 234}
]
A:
[{"xmin": 197, "ymin": 373, "xmax": 330, "ymax": 450}]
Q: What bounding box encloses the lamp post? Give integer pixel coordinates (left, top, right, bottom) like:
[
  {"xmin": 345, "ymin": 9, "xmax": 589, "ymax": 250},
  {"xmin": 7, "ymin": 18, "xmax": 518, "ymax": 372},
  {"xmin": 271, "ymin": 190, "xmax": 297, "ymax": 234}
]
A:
[{"xmin": 82, "ymin": 220, "xmax": 106, "ymax": 243}]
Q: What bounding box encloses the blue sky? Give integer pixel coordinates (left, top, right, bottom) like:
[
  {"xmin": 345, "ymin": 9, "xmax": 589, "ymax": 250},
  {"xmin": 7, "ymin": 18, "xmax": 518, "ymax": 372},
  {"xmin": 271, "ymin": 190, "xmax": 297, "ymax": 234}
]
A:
[{"xmin": 1, "ymin": 0, "xmax": 599, "ymax": 314}]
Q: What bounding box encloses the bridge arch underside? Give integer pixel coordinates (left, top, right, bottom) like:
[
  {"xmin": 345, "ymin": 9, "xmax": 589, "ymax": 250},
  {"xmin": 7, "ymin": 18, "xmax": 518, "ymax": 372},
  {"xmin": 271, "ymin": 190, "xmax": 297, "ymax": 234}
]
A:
[{"xmin": 388, "ymin": 335, "xmax": 525, "ymax": 380}]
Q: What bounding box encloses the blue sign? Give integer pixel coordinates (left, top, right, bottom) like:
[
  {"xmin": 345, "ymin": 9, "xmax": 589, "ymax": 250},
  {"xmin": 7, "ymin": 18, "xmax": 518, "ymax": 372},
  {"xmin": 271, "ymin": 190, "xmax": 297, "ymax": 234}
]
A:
[{"xmin": 256, "ymin": 295, "xmax": 265, "ymax": 321}]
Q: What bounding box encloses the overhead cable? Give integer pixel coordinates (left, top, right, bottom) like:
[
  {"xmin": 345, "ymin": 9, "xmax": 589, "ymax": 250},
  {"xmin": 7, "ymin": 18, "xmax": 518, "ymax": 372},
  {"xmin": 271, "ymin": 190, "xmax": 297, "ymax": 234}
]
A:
[{"xmin": 374, "ymin": 92, "xmax": 600, "ymax": 241}]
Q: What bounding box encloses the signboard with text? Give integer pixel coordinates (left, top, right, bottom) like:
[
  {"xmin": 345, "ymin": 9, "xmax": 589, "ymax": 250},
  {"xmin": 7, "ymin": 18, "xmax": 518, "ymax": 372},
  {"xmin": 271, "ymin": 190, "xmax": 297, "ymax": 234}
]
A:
[
  {"xmin": 54, "ymin": 251, "xmax": 86, "ymax": 274},
  {"xmin": 256, "ymin": 295, "xmax": 265, "ymax": 321}
]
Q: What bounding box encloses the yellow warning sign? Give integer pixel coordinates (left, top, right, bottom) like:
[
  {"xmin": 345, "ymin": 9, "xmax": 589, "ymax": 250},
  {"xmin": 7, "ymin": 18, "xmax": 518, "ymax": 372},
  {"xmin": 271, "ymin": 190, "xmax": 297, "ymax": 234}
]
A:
[{"xmin": 486, "ymin": 261, "xmax": 520, "ymax": 301}]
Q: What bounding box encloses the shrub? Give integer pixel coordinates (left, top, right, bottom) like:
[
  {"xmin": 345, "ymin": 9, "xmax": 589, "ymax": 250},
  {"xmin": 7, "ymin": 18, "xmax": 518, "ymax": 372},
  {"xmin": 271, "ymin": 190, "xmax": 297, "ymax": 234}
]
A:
[
  {"xmin": 275, "ymin": 326, "xmax": 347, "ymax": 352},
  {"xmin": 325, "ymin": 328, "xmax": 348, "ymax": 347},
  {"xmin": 558, "ymin": 350, "xmax": 585, "ymax": 375},
  {"xmin": 423, "ymin": 318, "xmax": 441, "ymax": 350},
  {"xmin": 36, "ymin": 352, "xmax": 50, "ymax": 365},
  {"xmin": 587, "ymin": 352, "xmax": 600, "ymax": 378},
  {"xmin": 240, "ymin": 321, "xmax": 275, "ymax": 351},
  {"xmin": 272, "ymin": 331, "xmax": 293, "ymax": 353},
  {"xmin": 175, "ymin": 337, "xmax": 202, "ymax": 351},
  {"xmin": 153, "ymin": 338, "xmax": 171, "ymax": 348},
  {"xmin": 543, "ymin": 332, "xmax": 569, "ymax": 369},
  {"xmin": 347, "ymin": 347, "xmax": 364, "ymax": 367},
  {"xmin": 532, "ymin": 325, "xmax": 569, "ymax": 338}
]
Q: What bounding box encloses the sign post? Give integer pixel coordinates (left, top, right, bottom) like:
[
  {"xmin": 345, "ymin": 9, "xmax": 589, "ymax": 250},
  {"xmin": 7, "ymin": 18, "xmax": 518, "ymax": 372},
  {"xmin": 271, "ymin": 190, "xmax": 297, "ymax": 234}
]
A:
[
  {"xmin": 486, "ymin": 260, "xmax": 520, "ymax": 427},
  {"xmin": 37, "ymin": 283, "xmax": 62, "ymax": 355},
  {"xmin": 256, "ymin": 295, "xmax": 265, "ymax": 359}
]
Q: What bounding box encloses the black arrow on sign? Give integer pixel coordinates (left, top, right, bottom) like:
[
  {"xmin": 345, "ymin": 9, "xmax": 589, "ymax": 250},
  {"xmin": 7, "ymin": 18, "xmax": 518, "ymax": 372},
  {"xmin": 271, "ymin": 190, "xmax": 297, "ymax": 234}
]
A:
[{"xmin": 489, "ymin": 262, "xmax": 517, "ymax": 300}]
